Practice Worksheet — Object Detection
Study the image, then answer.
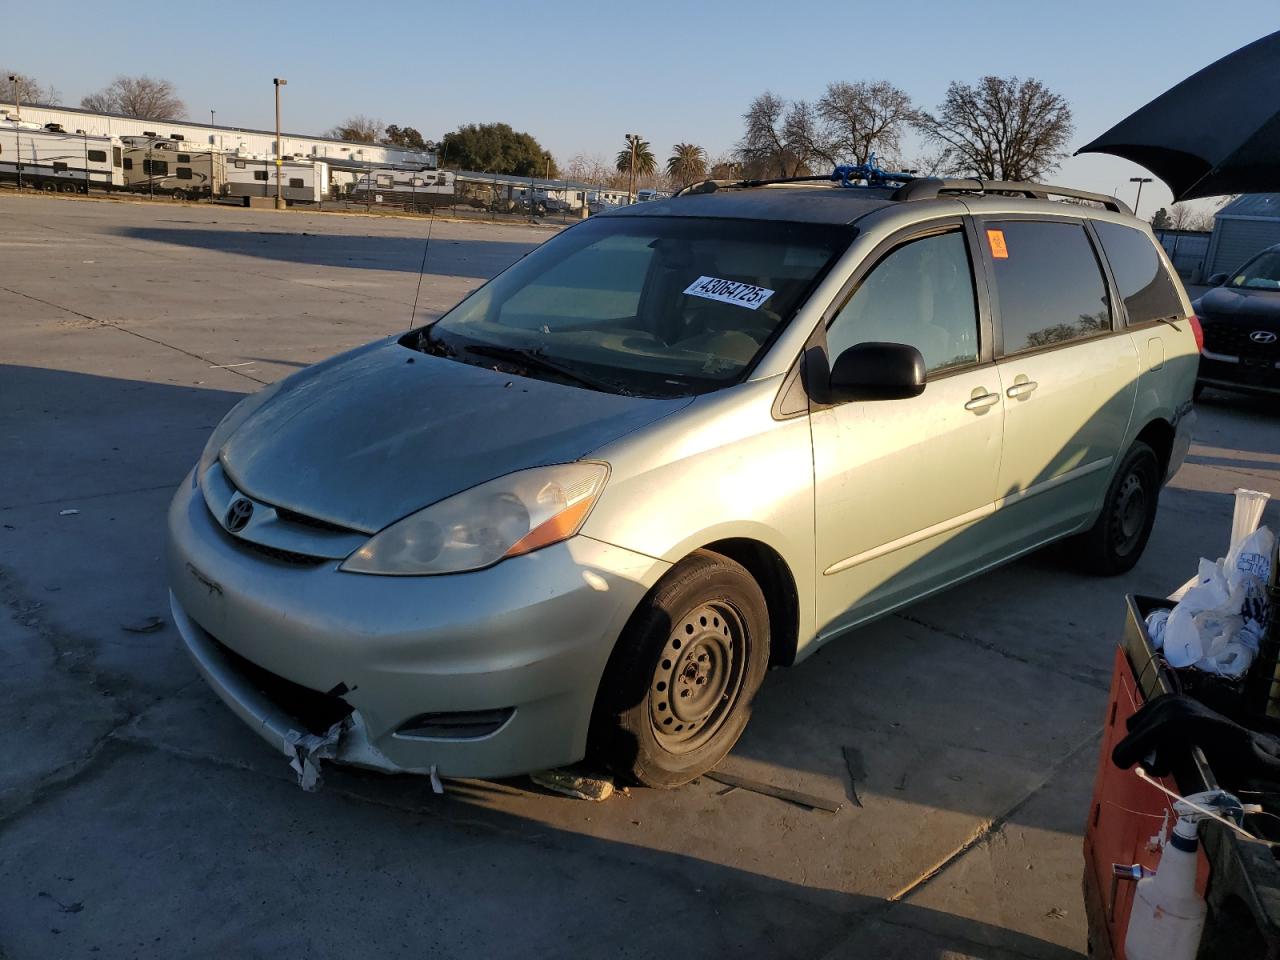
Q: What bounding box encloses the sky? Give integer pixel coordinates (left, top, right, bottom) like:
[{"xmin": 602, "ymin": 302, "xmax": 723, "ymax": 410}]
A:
[{"xmin": 8, "ymin": 0, "xmax": 1278, "ymax": 218}]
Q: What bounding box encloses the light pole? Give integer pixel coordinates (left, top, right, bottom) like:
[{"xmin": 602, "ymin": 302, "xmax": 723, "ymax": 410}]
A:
[
  {"xmin": 1130, "ymin": 176, "xmax": 1152, "ymax": 217},
  {"xmin": 626, "ymin": 133, "xmax": 640, "ymax": 204},
  {"xmin": 8, "ymin": 75, "xmax": 21, "ymax": 190},
  {"xmin": 273, "ymin": 78, "xmax": 287, "ymax": 210},
  {"xmin": 210, "ymin": 108, "xmax": 215, "ymax": 127}
]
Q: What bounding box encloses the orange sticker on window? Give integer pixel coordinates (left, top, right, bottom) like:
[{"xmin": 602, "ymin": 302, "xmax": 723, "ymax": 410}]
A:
[{"xmin": 987, "ymin": 228, "xmax": 1008, "ymax": 259}]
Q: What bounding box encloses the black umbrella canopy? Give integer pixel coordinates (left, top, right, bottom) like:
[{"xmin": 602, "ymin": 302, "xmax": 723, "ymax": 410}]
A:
[{"xmin": 1077, "ymin": 31, "xmax": 1280, "ymax": 201}]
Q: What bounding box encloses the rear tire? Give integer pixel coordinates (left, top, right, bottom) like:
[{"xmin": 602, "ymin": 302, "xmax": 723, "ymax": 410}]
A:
[
  {"xmin": 59, "ymin": 181, "xmax": 76, "ymax": 193},
  {"xmin": 41, "ymin": 181, "xmax": 57, "ymax": 193},
  {"xmin": 1070, "ymin": 441, "xmax": 1161, "ymax": 576},
  {"xmin": 589, "ymin": 550, "xmax": 770, "ymax": 788},
  {"xmin": 171, "ymin": 189, "xmax": 187, "ymax": 201}
]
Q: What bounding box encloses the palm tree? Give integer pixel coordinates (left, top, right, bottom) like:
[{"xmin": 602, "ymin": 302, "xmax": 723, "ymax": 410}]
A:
[
  {"xmin": 666, "ymin": 143, "xmax": 707, "ymax": 186},
  {"xmin": 615, "ymin": 137, "xmax": 657, "ymax": 178}
]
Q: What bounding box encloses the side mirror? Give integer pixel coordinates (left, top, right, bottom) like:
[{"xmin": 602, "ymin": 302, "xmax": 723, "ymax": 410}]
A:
[
  {"xmin": 828, "ymin": 342, "xmax": 926, "ymax": 402},
  {"xmin": 1208, "ymin": 272, "xmax": 1228, "ymax": 286}
]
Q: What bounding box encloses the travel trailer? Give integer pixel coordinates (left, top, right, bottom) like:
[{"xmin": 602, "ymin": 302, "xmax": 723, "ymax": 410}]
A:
[
  {"xmin": 120, "ymin": 137, "xmax": 224, "ymax": 200},
  {"xmin": 221, "ymin": 154, "xmax": 330, "ymax": 204},
  {"xmin": 350, "ymin": 168, "xmax": 455, "ymax": 208},
  {"xmin": 0, "ymin": 119, "xmax": 124, "ymax": 192}
]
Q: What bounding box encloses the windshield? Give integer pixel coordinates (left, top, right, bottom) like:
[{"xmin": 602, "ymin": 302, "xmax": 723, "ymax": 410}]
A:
[
  {"xmin": 422, "ymin": 215, "xmax": 853, "ymax": 396},
  {"xmin": 1229, "ymin": 250, "xmax": 1280, "ymax": 290}
]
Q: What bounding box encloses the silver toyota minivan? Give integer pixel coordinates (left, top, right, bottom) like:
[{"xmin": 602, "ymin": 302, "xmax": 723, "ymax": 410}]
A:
[{"xmin": 168, "ymin": 173, "xmax": 1199, "ymax": 788}]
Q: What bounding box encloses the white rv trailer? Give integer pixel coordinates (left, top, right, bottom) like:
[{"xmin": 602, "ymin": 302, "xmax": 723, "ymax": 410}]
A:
[
  {"xmin": 120, "ymin": 137, "xmax": 225, "ymax": 200},
  {"xmin": 350, "ymin": 168, "xmax": 455, "ymax": 208},
  {"xmin": 220, "ymin": 154, "xmax": 329, "ymax": 204},
  {"xmin": 0, "ymin": 119, "xmax": 124, "ymax": 192}
]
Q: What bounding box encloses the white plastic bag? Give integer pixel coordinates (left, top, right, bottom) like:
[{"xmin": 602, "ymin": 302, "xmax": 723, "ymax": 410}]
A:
[{"xmin": 1156, "ymin": 489, "xmax": 1272, "ymax": 678}]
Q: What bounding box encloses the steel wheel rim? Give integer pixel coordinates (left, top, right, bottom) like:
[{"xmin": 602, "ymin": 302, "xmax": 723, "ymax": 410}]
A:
[
  {"xmin": 1112, "ymin": 470, "xmax": 1147, "ymax": 556},
  {"xmin": 649, "ymin": 601, "xmax": 747, "ymax": 754}
]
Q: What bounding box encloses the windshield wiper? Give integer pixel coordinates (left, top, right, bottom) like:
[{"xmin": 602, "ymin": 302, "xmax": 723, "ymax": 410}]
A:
[
  {"xmin": 419, "ymin": 324, "xmax": 457, "ymax": 357},
  {"xmin": 1152, "ymin": 314, "xmax": 1184, "ymax": 328},
  {"xmin": 464, "ymin": 344, "xmax": 629, "ymax": 394}
]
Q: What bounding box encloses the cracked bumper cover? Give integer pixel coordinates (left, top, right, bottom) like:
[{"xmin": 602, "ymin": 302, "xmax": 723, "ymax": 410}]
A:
[{"xmin": 167, "ymin": 471, "xmax": 667, "ymax": 779}]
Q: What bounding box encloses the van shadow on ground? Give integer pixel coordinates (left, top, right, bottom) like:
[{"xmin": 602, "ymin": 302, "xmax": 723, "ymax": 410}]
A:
[{"xmin": 116, "ymin": 226, "xmax": 543, "ymax": 280}]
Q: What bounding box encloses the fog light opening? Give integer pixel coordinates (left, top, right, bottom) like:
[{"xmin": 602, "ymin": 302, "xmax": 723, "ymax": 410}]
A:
[{"xmin": 394, "ymin": 707, "xmax": 515, "ymax": 740}]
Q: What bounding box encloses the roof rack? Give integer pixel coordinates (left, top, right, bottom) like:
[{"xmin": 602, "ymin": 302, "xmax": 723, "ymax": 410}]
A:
[
  {"xmin": 891, "ymin": 178, "xmax": 1132, "ymax": 214},
  {"xmin": 673, "ymin": 159, "xmax": 916, "ymax": 198}
]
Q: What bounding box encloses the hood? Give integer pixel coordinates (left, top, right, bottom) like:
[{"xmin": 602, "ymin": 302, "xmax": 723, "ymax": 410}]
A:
[
  {"xmin": 1196, "ymin": 285, "xmax": 1280, "ymax": 324},
  {"xmin": 220, "ymin": 338, "xmax": 691, "ymax": 532}
]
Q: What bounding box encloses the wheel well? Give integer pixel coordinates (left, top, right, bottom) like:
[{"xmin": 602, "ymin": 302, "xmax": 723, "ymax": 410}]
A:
[
  {"xmin": 1135, "ymin": 418, "xmax": 1174, "ymax": 477},
  {"xmin": 702, "ymin": 538, "xmax": 799, "ymax": 668}
]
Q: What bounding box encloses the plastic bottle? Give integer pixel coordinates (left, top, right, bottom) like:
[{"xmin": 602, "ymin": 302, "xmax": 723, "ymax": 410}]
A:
[{"xmin": 1124, "ymin": 808, "xmax": 1206, "ymax": 960}]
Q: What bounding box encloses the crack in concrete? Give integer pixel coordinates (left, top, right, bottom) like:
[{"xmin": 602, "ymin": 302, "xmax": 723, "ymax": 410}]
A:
[
  {"xmin": 895, "ymin": 611, "xmax": 1111, "ymax": 693},
  {"xmin": 817, "ymin": 729, "xmax": 1101, "ymax": 960},
  {"xmin": 0, "ymin": 283, "xmax": 268, "ymax": 385},
  {"xmin": 1, "ymin": 481, "xmax": 178, "ymax": 512}
]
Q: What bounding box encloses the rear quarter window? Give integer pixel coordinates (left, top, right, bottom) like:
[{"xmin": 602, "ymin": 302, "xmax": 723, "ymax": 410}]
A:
[
  {"xmin": 1093, "ymin": 221, "xmax": 1184, "ymax": 325},
  {"xmin": 986, "ymin": 220, "xmax": 1112, "ymax": 354}
]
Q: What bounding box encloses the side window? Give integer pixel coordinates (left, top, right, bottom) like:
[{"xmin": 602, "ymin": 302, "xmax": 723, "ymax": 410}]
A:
[
  {"xmin": 122, "ymin": 157, "xmax": 133, "ymax": 170},
  {"xmin": 253, "ymin": 170, "xmax": 269, "ymax": 181},
  {"xmin": 144, "ymin": 159, "xmax": 168, "ymax": 176},
  {"xmin": 176, "ymin": 167, "xmax": 193, "ymax": 180},
  {"xmin": 288, "ymin": 177, "xmax": 304, "ymax": 188},
  {"xmin": 87, "ymin": 149, "xmax": 107, "ymax": 163},
  {"xmin": 1093, "ymin": 221, "xmax": 1184, "ymax": 325},
  {"xmin": 177, "ymin": 153, "xmax": 191, "ymax": 163},
  {"xmin": 112, "ymin": 146, "xmax": 122, "ymax": 167},
  {"xmin": 827, "ymin": 230, "xmax": 980, "ymax": 374},
  {"xmin": 53, "ymin": 161, "xmax": 68, "ymax": 172},
  {"xmin": 234, "ymin": 160, "xmax": 246, "ymax": 169},
  {"xmin": 987, "ymin": 221, "xmax": 1111, "ymax": 354}
]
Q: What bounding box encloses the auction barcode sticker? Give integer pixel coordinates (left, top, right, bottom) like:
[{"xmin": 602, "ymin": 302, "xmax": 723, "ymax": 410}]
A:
[{"xmin": 683, "ymin": 276, "xmax": 775, "ymax": 311}]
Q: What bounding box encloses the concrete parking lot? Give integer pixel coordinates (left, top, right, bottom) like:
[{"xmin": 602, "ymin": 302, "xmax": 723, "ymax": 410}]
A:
[{"xmin": 2, "ymin": 192, "xmax": 1277, "ymax": 959}]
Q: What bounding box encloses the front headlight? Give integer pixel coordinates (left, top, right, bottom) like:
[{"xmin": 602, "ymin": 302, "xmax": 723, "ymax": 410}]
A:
[
  {"xmin": 340, "ymin": 462, "xmax": 609, "ymax": 576},
  {"xmin": 197, "ymin": 381, "xmax": 283, "ymax": 481}
]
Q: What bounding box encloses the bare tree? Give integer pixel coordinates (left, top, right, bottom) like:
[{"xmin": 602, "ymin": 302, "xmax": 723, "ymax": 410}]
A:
[
  {"xmin": 916, "ymin": 76, "xmax": 1073, "ymax": 182},
  {"xmin": 1, "ymin": 71, "xmax": 60, "ymax": 105},
  {"xmin": 564, "ymin": 152, "xmax": 620, "ymax": 186},
  {"xmin": 81, "ymin": 75, "xmax": 185, "ymax": 119},
  {"xmin": 327, "ymin": 115, "xmax": 385, "ymax": 144},
  {"xmin": 816, "ymin": 80, "xmax": 915, "ymax": 166},
  {"xmin": 738, "ymin": 92, "xmax": 819, "ymax": 178}
]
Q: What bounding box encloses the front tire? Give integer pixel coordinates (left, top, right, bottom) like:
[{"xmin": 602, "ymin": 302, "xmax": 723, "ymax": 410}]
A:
[
  {"xmin": 1071, "ymin": 441, "xmax": 1161, "ymax": 576},
  {"xmin": 589, "ymin": 550, "xmax": 770, "ymax": 788}
]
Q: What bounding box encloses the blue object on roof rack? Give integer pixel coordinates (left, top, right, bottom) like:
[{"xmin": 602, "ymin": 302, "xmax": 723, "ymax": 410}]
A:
[{"xmin": 830, "ymin": 155, "xmax": 915, "ymax": 189}]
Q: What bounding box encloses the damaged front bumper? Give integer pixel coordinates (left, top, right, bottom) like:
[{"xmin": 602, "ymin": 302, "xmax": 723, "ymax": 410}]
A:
[{"xmin": 167, "ymin": 471, "xmax": 666, "ymax": 785}]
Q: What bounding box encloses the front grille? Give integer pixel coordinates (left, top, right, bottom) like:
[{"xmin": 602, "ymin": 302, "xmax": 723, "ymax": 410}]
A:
[
  {"xmin": 210, "ymin": 632, "xmax": 353, "ymax": 736},
  {"xmin": 275, "ymin": 506, "xmax": 359, "ymax": 535},
  {"xmin": 238, "ymin": 540, "xmax": 328, "ymax": 567},
  {"xmin": 1202, "ymin": 321, "xmax": 1280, "ymax": 360}
]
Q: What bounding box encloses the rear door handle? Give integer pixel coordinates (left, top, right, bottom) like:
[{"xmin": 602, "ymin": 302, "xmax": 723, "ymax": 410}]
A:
[
  {"xmin": 964, "ymin": 391, "xmax": 1000, "ymax": 411},
  {"xmin": 1006, "ymin": 380, "xmax": 1038, "ymax": 398}
]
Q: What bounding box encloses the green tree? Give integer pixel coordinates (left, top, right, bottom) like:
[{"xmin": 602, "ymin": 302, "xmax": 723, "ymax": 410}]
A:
[
  {"xmin": 383, "ymin": 125, "xmax": 428, "ymax": 150},
  {"xmin": 665, "ymin": 143, "xmax": 707, "ymax": 186},
  {"xmin": 439, "ymin": 123, "xmax": 557, "ymax": 176},
  {"xmin": 1150, "ymin": 207, "xmax": 1172, "ymax": 230},
  {"xmin": 615, "ymin": 137, "xmax": 657, "ymax": 177},
  {"xmin": 327, "ymin": 115, "xmax": 384, "ymax": 144}
]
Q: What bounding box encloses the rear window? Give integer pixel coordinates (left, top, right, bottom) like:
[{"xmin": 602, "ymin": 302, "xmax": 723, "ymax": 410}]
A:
[
  {"xmin": 429, "ymin": 216, "xmax": 853, "ymax": 396},
  {"xmin": 987, "ymin": 220, "xmax": 1111, "ymax": 354},
  {"xmin": 1093, "ymin": 221, "xmax": 1183, "ymax": 324}
]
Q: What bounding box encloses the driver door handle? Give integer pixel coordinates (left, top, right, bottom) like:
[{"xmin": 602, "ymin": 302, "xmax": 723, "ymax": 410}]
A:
[
  {"xmin": 1006, "ymin": 380, "xmax": 1039, "ymax": 398},
  {"xmin": 964, "ymin": 391, "xmax": 1000, "ymax": 411}
]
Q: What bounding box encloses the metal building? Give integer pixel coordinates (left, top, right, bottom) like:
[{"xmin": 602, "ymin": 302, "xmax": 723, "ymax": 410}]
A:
[
  {"xmin": 1204, "ymin": 193, "xmax": 1280, "ymax": 278},
  {"xmin": 0, "ymin": 102, "xmax": 436, "ymax": 170}
]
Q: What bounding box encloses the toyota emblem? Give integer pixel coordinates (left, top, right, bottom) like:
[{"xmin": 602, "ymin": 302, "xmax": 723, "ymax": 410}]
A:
[
  {"xmin": 1249, "ymin": 330, "xmax": 1277, "ymax": 344},
  {"xmin": 225, "ymin": 497, "xmax": 254, "ymax": 533}
]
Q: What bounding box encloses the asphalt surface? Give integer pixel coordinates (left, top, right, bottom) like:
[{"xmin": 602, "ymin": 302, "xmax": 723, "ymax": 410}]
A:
[{"xmin": 2, "ymin": 192, "xmax": 1278, "ymax": 959}]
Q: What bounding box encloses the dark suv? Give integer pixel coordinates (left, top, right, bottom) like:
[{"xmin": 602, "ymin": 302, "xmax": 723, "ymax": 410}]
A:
[{"xmin": 1193, "ymin": 244, "xmax": 1280, "ymax": 396}]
